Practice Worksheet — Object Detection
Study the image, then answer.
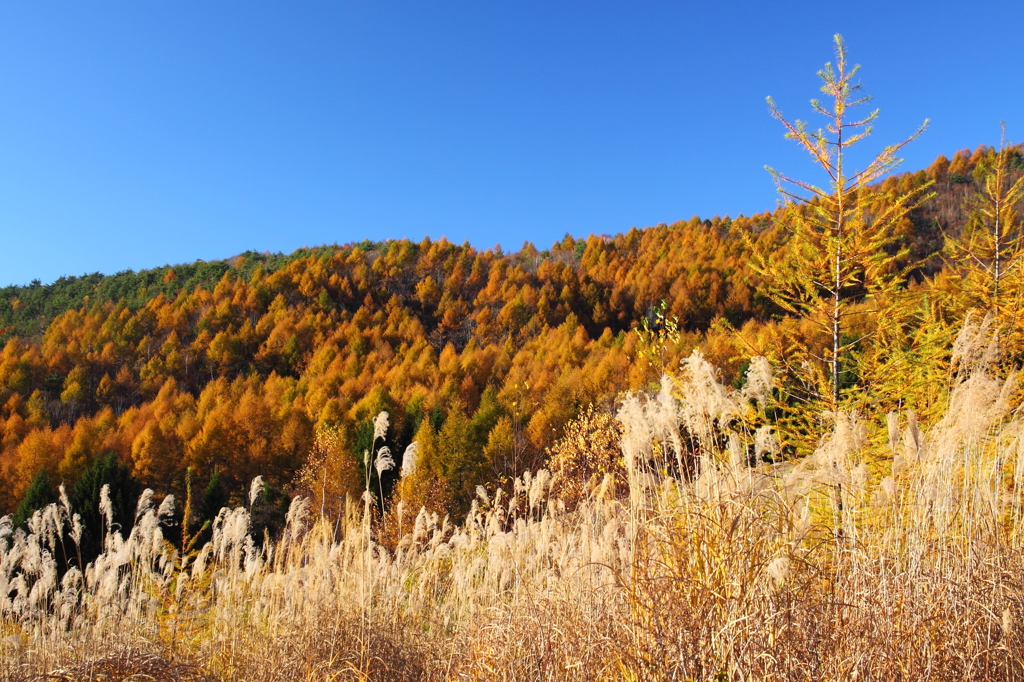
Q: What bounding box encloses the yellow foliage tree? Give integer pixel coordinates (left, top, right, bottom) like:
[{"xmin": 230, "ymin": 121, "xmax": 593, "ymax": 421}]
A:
[
  {"xmin": 753, "ymin": 34, "xmax": 933, "ymax": 412},
  {"xmin": 943, "ymin": 130, "xmax": 1024, "ymax": 359}
]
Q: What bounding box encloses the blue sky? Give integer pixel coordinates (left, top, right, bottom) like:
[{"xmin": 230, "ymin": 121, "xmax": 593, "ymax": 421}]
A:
[{"xmin": 1, "ymin": 2, "xmax": 1022, "ymax": 286}]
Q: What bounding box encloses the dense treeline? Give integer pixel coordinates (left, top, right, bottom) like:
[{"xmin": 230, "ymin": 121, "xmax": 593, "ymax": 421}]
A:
[
  {"xmin": 0, "ymin": 144, "xmax": 1016, "ymax": 520},
  {"xmin": 0, "ymin": 248, "xmax": 333, "ymax": 342}
]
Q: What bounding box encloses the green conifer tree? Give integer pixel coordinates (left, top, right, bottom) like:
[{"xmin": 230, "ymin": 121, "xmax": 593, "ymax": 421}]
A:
[
  {"xmin": 12, "ymin": 468, "xmax": 56, "ymax": 528},
  {"xmin": 70, "ymin": 453, "xmax": 140, "ymax": 566}
]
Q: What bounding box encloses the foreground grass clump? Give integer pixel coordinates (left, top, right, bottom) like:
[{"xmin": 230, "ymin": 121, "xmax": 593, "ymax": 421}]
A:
[{"xmin": 3, "ymin": 322, "xmax": 1024, "ymax": 680}]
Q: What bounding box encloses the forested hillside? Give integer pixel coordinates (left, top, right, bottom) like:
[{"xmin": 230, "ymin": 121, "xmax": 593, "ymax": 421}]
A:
[{"xmin": 0, "ymin": 144, "xmax": 1014, "ymax": 521}]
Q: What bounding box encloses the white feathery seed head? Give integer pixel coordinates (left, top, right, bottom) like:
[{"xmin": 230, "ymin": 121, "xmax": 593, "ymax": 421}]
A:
[
  {"xmin": 99, "ymin": 484, "xmax": 114, "ymax": 530},
  {"xmin": 618, "ymin": 392, "xmax": 650, "ymax": 477},
  {"xmin": 529, "ymin": 469, "xmax": 551, "ymax": 512},
  {"xmin": 58, "ymin": 484, "xmax": 72, "ymax": 519},
  {"xmin": 516, "ymin": 471, "xmax": 531, "ymax": 498},
  {"xmin": 192, "ymin": 545, "xmax": 211, "ymax": 579},
  {"xmin": 401, "ymin": 441, "xmax": 420, "ymax": 478},
  {"xmin": 652, "ymin": 375, "xmax": 682, "ymax": 465},
  {"xmin": 680, "ymin": 349, "xmax": 736, "ymax": 433},
  {"xmin": 70, "ymin": 513, "xmax": 83, "ymax": 546},
  {"xmin": 60, "ymin": 566, "xmax": 82, "ymax": 597},
  {"xmin": 41, "ymin": 504, "xmax": 61, "ymax": 554},
  {"xmin": 814, "ymin": 411, "xmax": 867, "ymax": 478},
  {"xmin": 373, "ymin": 410, "xmax": 390, "ymax": 443},
  {"xmin": 375, "ymin": 446, "xmax": 395, "ymax": 477},
  {"xmin": 249, "ymin": 476, "xmax": 265, "ymax": 507},
  {"xmin": 285, "ymin": 496, "xmax": 311, "ymax": 538},
  {"xmin": 135, "ymin": 489, "xmax": 155, "ymax": 520},
  {"xmin": 741, "ymin": 356, "xmax": 774, "ymax": 408},
  {"xmin": 27, "ymin": 509, "xmax": 44, "ymax": 538},
  {"xmin": 767, "ymin": 556, "xmax": 791, "ymax": 589},
  {"xmin": 157, "ymin": 495, "xmax": 175, "ymax": 520},
  {"xmin": 951, "ymin": 312, "xmax": 1000, "ymax": 379},
  {"xmin": 754, "ymin": 424, "xmax": 779, "ymax": 461}
]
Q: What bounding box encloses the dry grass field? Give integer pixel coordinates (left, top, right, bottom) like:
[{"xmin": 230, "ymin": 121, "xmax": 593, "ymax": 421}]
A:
[{"xmin": 3, "ymin": 321, "xmax": 1024, "ymax": 681}]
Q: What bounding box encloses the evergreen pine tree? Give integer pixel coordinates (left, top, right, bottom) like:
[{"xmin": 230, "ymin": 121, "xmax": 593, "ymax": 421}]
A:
[
  {"xmin": 70, "ymin": 453, "xmax": 140, "ymax": 566},
  {"xmin": 12, "ymin": 468, "xmax": 56, "ymax": 528}
]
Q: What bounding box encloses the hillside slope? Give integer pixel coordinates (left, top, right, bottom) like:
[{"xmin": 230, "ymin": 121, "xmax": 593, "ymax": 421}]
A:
[{"xmin": 0, "ymin": 145, "xmax": 1013, "ymax": 518}]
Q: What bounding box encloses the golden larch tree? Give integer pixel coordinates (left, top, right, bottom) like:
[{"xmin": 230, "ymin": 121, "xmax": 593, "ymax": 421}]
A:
[
  {"xmin": 943, "ymin": 129, "xmax": 1024, "ymax": 359},
  {"xmin": 754, "ymin": 34, "xmax": 933, "ymax": 410}
]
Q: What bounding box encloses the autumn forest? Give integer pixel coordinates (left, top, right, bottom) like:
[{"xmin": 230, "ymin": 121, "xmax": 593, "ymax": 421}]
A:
[{"xmin": 0, "ymin": 139, "xmax": 1015, "ymax": 530}]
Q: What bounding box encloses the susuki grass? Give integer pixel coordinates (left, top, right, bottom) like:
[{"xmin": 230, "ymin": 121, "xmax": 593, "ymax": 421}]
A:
[{"xmin": 3, "ymin": 319, "xmax": 1024, "ymax": 680}]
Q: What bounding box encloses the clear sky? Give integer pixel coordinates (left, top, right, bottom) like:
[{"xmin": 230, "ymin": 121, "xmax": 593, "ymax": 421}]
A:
[{"xmin": 1, "ymin": 1, "xmax": 1022, "ymax": 286}]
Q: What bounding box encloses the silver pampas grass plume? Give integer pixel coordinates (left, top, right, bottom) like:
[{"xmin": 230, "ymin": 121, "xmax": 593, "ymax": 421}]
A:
[
  {"xmin": 401, "ymin": 441, "xmax": 419, "ymax": 478},
  {"xmin": 373, "ymin": 410, "xmax": 390, "ymax": 443},
  {"xmin": 99, "ymin": 484, "xmax": 114, "ymax": 531},
  {"xmin": 135, "ymin": 489, "xmax": 155, "ymax": 520},
  {"xmin": 157, "ymin": 494, "xmax": 175, "ymax": 521},
  {"xmin": 249, "ymin": 476, "xmax": 265, "ymax": 507},
  {"xmin": 375, "ymin": 447, "xmax": 395, "ymax": 478}
]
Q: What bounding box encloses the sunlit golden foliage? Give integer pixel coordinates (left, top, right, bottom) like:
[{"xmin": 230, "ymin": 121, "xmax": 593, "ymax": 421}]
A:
[
  {"xmin": 293, "ymin": 424, "xmax": 362, "ymax": 520},
  {"xmin": 943, "ymin": 132, "xmax": 1024, "ymax": 361},
  {"xmin": 4, "ymin": 329, "xmax": 1024, "ymax": 680},
  {"xmin": 0, "ymin": 218, "xmax": 785, "ymax": 517},
  {"xmin": 547, "ymin": 404, "xmax": 624, "ymax": 509}
]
